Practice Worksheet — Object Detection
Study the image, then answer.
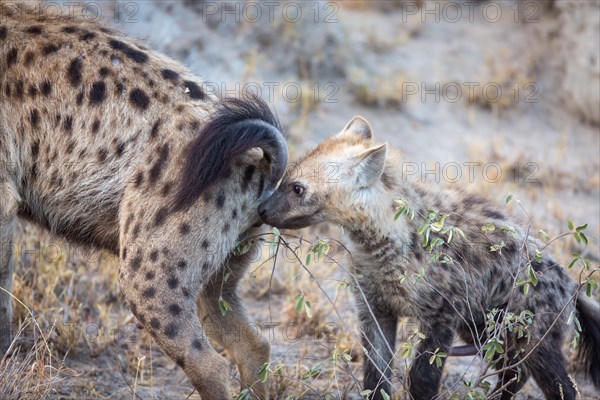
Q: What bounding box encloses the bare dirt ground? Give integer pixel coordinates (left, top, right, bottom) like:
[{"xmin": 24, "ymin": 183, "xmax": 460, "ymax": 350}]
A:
[{"xmin": 3, "ymin": 1, "xmax": 599, "ymax": 399}]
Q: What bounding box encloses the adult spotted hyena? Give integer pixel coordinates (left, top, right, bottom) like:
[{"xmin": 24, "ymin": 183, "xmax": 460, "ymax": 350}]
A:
[
  {"xmin": 259, "ymin": 117, "xmax": 600, "ymax": 399},
  {"xmin": 0, "ymin": 3, "xmax": 288, "ymax": 398}
]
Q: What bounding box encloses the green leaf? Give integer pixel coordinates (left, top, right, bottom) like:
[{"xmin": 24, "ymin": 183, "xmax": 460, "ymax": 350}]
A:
[
  {"xmin": 304, "ymin": 300, "xmax": 312, "ymax": 318},
  {"xmin": 295, "ymin": 294, "xmax": 304, "ymax": 313},
  {"xmin": 580, "ymin": 233, "xmax": 588, "ymax": 246},
  {"xmin": 218, "ymin": 296, "xmax": 231, "ymax": 316},
  {"xmin": 258, "ymin": 362, "xmax": 271, "ymax": 382},
  {"xmin": 506, "ymin": 194, "xmax": 514, "ymax": 204},
  {"xmin": 306, "ymin": 253, "xmax": 311, "ymax": 266},
  {"xmin": 576, "ymin": 223, "xmax": 588, "ymax": 232},
  {"xmin": 568, "ymin": 220, "xmax": 574, "ymax": 231},
  {"xmin": 379, "ymin": 389, "xmax": 391, "ymax": 400}
]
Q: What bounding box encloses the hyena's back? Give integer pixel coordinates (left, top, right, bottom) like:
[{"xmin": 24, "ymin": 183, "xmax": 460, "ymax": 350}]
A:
[{"xmin": 0, "ymin": 6, "xmax": 216, "ymax": 251}]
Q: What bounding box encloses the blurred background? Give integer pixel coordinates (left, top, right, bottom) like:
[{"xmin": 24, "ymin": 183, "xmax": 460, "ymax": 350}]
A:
[{"xmin": 4, "ymin": 1, "xmax": 599, "ymax": 399}]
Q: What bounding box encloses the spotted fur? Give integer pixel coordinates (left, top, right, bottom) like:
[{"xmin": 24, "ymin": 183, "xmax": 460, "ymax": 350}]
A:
[
  {"xmin": 0, "ymin": 4, "xmax": 287, "ymax": 399},
  {"xmin": 259, "ymin": 117, "xmax": 600, "ymax": 400}
]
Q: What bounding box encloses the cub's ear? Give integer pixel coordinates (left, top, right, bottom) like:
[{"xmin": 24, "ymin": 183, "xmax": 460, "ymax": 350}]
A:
[
  {"xmin": 352, "ymin": 143, "xmax": 387, "ymax": 187},
  {"xmin": 339, "ymin": 116, "xmax": 373, "ymax": 141}
]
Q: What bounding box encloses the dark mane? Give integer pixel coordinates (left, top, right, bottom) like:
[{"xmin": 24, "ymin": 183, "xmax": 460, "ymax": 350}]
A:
[{"xmin": 173, "ymin": 95, "xmax": 283, "ymax": 212}]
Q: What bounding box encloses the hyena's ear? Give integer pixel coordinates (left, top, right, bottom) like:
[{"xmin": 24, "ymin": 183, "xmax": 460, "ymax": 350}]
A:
[
  {"xmin": 352, "ymin": 143, "xmax": 388, "ymax": 187},
  {"xmin": 339, "ymin": 116, "xmax": 373, "ymax": 141}
]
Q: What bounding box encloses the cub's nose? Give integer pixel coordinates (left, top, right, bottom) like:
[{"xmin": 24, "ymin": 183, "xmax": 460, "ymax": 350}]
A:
[{"xmin": 258, "ymin": 203, "xmax": 267, "ymax": 217}]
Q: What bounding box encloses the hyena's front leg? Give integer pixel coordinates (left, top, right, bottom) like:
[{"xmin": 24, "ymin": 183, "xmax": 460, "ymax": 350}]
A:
[
  {"xmin": 358, "ymin": 300, "xmax": 398, "ymax": 400},
  {"xmin": 198, "ymin": 251, "xmax": 270, "ymax": 399},
  {"xmin": 407, "ymin": 321, "xmax": 454, "ymax": 400},
  {"xmin": 0, "ymin": 181, "xmax": 19, "ymax": 355},
  {"xmin": 119, "ymin": 244, "xmax": 232, "ymax": 399}
]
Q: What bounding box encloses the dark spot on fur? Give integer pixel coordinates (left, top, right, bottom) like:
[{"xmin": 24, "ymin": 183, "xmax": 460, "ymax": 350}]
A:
[
  {"xmin": 201, "ymin": 240, "xmax": 209, "ymax": 249},
  {"xmin": 145, "ymin": 271, "xmax": 155, "ymax": 280},
  {"xmin": 0, "ymin": 26, "xmax": 6, "ymax": 40},
  {"xmin": 63, "ymin": 116, "xmax": 73, "ymax": 133},
  {"xmin": 161, "ymin": 182, "xmax": 172, "ymax": 197},
  {"xmin": 242, "ymin": 165, "xmax": 256, "ymax": 191},
  {"xmin": 148, "ymin": 144, "xmax": 169, "ymax": 184},
  {"xmin": 168, "ymin": 304, "xmax": 182, "ymax": 317},
  {"xmin": 129, "ymin": 88, "xmax": 150, "ymax": 111},
  {"xmin": 28, "ymin": 84, "xmax": 38, "ymax": 98},
  {"xmin": 131, "ymin": 256, "xmax": 142, "ymax": 271},
  {"xmin": 89, "ymin": 81, "xmax": 106, "ymax": 105},
  {"xmin": 98, "ymin": 148, "xmax": 108, "ymax": 163},
  {"xmin": 26, "ymin": 26, "xmax": 43, "ymax": 35},
  {"xmin": 232, "ymin": 208, "xmax": 238, "ymax": 219},
  {"xmin": 216, "ymin": 191, "xmax": 226, "ymax": 208},
  {"xmin": 132, "ymin": 223, "xmax": 141, "ymax": 239},
  {"xmin": 79, "ymin": 31, "xmax": 96, "ymax": 41},
  {"xmin": 167, "ymin": 276, "xmax": 179, "ymax": 289},
  {"xmin": 161, "ymin": 69, "xmax": 179, "ymax": 81},
  {"xmin": 7, "ymin": 48, "xmax": 18, "ymax": 67},
  {"xmin": 76, "ymin": 91, "xmax": 84, "ymax": 105},
  {"xmin": 109, "ymin": 39, "xmax": 148, "ymax": 64},
  {"xmin": 31, "ymin": 140, "xmax": 40, "ymax": 158},
  {"xmin": 142, "ymin": 287, "xmax": 156, "ymax": 298},
  {"xmin": 222, "ymin": 223, "xmax": 230, "ymax": 233},
  {"xmin": 179, "ymin": 223, "xmax": 190, "ymax": 235},
  {"xmin": 164, "ymin": 323, "xmax": 178, "ymax": 338},
  {"xmin": 175, "ymin": 357, "xmax": 185, "ymax": 368},
  {"xmin": 91, "ymin": 119, "xmax": 101, "ymax": 134},
  {"xmin": 483, "ymin": 209, "xmax": 504, "ymax": 220},
  {"xmin": 99, "ymin": 67, "xmax": 110, "ymax": 77},
  {"xmin": 177, "ymin": 260, "xmax": 187, "ymax": 270},
  {"xmin": 150, "ymin": 119, "xmax": 161, "ymax": 139},
  {"xmin": 192, "ymin": 339, "xmax": 202, "ymax": 350},
  {"xmin": 115, "ymin": 141, "xmax": 126, "ymax": 157},
  {"xmin": 154, "ymin": 207, "xmax": 168, "ymax": 227},
  {"xmin": 41, "ymin": 81, "xmax": 52, "ymax": 96},
  {"xmin": 24, "ymin": 51, "xmax": 35, "ymax": 66},
  {"xmin": 67, "ymin": 57, "xmax": 83, "ymax": 87},
  {"xmin": 30, "ymin": 109, "xmax": 40, "ymax": 129},
  {"xmin": 184, "ymin": 80, "xmax": 205, "ymax": 100},
  {"xmin": 42, "ymin": 44, "xmax": 60, "ymax": 55},
  {"xmin": 15, "ymin": 80, "xmax": 24, "ymax": 99},
  {"xmin": 150, "ymin": 317, "xmax": 161, "ymax": 329},
  {"xmin": 122, "ymin": 247, "xmax": 128, "ymax": 260},
  {"xmin": 62, "ymin": 26, "xmax": 78, "ymax": 34},
  {"xmin": 149, "ymin": 250, "xmax": 159, "ymax": 262},
  {"xmin": 134, "ymin": 171, "xmax": 144, "ymax": 188}
]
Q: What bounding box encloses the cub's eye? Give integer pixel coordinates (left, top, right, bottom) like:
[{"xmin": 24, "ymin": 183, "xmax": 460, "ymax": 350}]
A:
[{"xmin": 292, "ymin": 184, "xmax": 305, "ymax": 196}]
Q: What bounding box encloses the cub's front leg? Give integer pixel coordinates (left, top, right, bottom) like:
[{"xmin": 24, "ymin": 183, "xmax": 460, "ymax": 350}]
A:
[
  {"xmin": 407, "ymin": 320, "xmax": 454, "ymax": 400},
  {"xmin": 357, "ymin": 296, "xmax": 398, "ymax": 400}
]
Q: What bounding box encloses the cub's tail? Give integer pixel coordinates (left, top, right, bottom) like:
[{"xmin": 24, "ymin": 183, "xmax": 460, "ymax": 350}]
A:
[{"xmin": 575, "ymin": 295, "xmax": 600, "ymax": 388}]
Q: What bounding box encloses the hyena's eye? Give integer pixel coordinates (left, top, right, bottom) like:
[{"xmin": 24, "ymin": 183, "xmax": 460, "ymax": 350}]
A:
[{"xmin": 292, "ymin": 183, "xmax": 305, "ymax": 197}]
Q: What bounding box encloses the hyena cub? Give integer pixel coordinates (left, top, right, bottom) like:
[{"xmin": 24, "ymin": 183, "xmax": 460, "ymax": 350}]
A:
[
  {"xmin": 1, "ymin": 4, "xmax": 287, "ymax": 398},
  {"xmin": 259, "ymin": 117, "xmax": 600, "ymax": 399}
]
